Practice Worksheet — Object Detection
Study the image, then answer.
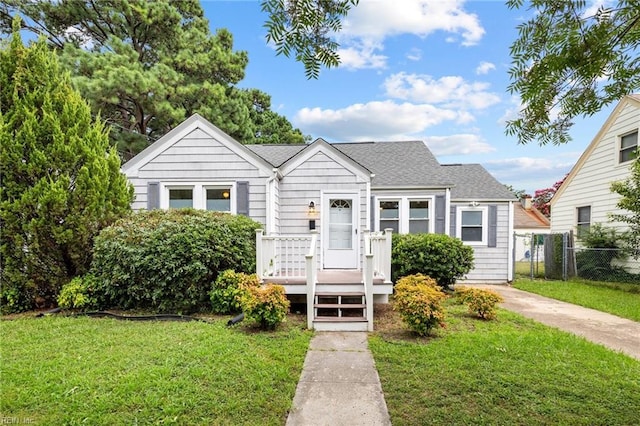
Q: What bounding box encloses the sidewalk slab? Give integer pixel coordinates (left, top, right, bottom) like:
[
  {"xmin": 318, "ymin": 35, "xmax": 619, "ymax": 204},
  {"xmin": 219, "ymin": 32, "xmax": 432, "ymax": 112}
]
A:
[
  {"xmin": 286, "ymin": 332, "xmax": 391, "ymax": 426},
  {"xmin": 471, "ymin": 284, "xmax": 640, "ymax": 360}
]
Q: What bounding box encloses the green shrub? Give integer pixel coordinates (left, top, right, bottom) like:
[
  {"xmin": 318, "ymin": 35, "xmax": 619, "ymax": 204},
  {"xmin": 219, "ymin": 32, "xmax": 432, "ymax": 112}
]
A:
[
  {"xmin": 210, "ymin": 270, "xmax": 261, "ymax": 314},
  {"xmin": 90, "ymin": 209, "xmax": 262, "ymax": 313},
  {"xmin": 57, "ymin": 275, "xmax": 98, "ymax": 310},
  {"xmin": 391, "ymin": 233, "xmax": 474, "ymax": 288},
  {"xmin": 240, "ymin": 284, "xmax": 290, "ymax": 330},
  {"xmin": 455, "ymin": 286, "xmax": 504, "ymax": 320},
  {"xmin": 393, "ymin": 274, "xmax": 447, "ymax": 336}
]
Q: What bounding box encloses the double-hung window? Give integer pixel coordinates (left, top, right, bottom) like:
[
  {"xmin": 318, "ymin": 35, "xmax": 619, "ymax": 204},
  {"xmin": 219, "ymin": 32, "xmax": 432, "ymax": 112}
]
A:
[
  {"xmin": 163, "ymin": 182, "xmax": 234, "ymax": 212},
  {"xmin": 456, "ymin": 207, "xmax": 488, "ymax": 245},
  {"xmin": 620, "ymin": 131, "xmax": 638, "ymax": 163},
  {"xmin": 379, "ymin": 200, "xmax": 400, "ymax": 233},
  {"xmin": 576, "ymin": 206, "xmax": 591, "ymax": 238},
  {"xmin": 377, "ymin": 198, "xmax": 432, "ymax": 234}
]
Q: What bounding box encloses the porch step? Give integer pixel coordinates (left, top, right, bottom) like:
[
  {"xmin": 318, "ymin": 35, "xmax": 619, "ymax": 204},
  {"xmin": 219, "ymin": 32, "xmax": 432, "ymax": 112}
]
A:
[
  {"xmin": 314, "ymin": 316, "xmax": 367, "ymax": 322},
  {"xmin": 314, "ymin": 304, "xmax": 366, "ymax": 309}
]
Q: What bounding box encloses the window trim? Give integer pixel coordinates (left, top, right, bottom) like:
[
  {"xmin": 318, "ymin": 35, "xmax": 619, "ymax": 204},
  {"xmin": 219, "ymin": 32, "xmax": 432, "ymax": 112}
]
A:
[
  {"xmin": 618, "ymin": 130, "xmax": 638, "ymax": 164},
  {"xmin": 576, "ymin": 205, "xmax": 591, "ymax": 239},
  {"xmin": 161, "ymin": 182, "xmax": 236, "ymax": 213},
  {"xmin": 375, "ymin": 196, "xmax": 434, "ymax": 234},
  {"xmin": 456, "ymin": 206, "xmax": 488, "ymax": 245}
]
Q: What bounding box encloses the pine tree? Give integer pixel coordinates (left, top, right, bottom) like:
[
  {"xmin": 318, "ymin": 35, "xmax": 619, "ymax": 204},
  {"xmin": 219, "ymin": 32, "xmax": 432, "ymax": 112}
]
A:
[{"xmin": 0, "ymin": 21, "xmax": 133, "ymax": 312}]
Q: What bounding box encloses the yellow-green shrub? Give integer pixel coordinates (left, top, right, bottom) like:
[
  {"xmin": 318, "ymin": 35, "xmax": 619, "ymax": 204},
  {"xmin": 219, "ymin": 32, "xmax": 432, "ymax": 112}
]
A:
[
  {"xmin": 393, "ymin": 274, "xmax": 447, "ymax": 336},
  {"xmin": 57, "ymin": 275, "xmax": 98, "ymax": 310},
  {"xmin": 455, "ymin": 286, "xmax": 504, "ymax": 320},
  {"xmin": 210, "ymin": 270, "xmax": 260, "ymax": 314},
  {"xmin": 240, "ymin": 284, "xmax": 290, "ymax": 330}
]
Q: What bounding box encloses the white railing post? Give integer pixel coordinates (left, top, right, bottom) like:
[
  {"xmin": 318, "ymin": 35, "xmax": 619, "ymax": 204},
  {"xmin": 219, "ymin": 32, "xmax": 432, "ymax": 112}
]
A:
[
  {"xmin": 306, "ymin": 231, "xmax": 318, "ymax": 330},
  {"xmin": 364, "ymin": 253, "xmax": 374, "ymax": 332},
  {"xmin": 256, "ymin": 229, "xmax": 264, "ymax": 281},
  {"xmin": 383, "ymin": 228, "xmax": 393, "ymax": 283}
]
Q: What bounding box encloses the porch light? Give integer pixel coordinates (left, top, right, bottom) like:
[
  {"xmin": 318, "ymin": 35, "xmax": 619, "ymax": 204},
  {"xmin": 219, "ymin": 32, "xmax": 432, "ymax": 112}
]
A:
[
  {"xmin": 308, "ymin": 201, "xmax": 317, "ymax": 230},
  {"xmin": 469, "ymin": 201, "xmax": 480, "ymax": 207},
  {"xmin": 222, "ymin": 190, "xmax": 230, "ymax": 199}
]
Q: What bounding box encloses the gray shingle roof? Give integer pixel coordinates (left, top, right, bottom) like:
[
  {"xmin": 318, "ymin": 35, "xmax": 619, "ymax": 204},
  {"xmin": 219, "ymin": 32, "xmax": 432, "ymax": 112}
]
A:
[{"xmin": 246, "ymin": 140, "xmax": 515, "ymax": 200}]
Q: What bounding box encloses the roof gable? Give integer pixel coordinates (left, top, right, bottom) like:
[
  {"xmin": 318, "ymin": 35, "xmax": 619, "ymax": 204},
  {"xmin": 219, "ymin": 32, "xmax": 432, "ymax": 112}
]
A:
[
  {"xmin": 278, "ymin": 138, "xmax": 372, "ymax": 180},
  {"xmin": 121, "ymin": 114, "xmax": 273, "ymax": 177},
  {"xmin": 551, "ymin": 94, "xmax": 640, "ymax": 205}
]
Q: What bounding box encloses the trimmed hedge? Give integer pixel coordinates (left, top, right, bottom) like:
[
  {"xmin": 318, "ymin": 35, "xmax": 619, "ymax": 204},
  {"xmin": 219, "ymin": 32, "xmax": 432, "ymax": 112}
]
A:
[
  {"xmin": 240, "ymin": 283, "xmax": 290, "ymax": 330},
  {"xmin": 90, "ymin": 209, "xmax": 262, "ymax": 313},
  {"xmin": 391, "ymin": 233, "xmax": 474, "ymax": 287}
]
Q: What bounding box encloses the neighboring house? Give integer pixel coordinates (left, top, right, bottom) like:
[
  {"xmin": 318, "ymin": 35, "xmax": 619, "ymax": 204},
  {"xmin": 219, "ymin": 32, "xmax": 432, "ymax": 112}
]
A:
[
  {"xmin": 122, "ymin": 114, "xmax": 516, "ymax": 330},
  {"xmin": 551, "ymin": 94, "xmax": 639, "ymax": 238},
  {"xmin": 514, "ymin": 196, "xmax": 550, "ymax": 261}
]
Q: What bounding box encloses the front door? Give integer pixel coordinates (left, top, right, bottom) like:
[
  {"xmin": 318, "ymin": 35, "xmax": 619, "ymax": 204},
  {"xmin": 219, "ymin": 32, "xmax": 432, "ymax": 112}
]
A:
[{"xmin": 322, "ymin": 193, "xmax": 358, "ymax": 269}]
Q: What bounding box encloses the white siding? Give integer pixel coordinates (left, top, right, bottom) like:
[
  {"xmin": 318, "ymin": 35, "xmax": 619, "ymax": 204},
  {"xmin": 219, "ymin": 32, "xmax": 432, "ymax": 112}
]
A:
[
  {"xmin": 127, "ymin": 128, "xmax": 270, "ymax": 225},
  {"xmin": 552, "ymin": 103, "xmax": 639, "ymax": 236},
  {"xmin": 457, "ymin": 202, "xmax": 511, "ymax": 284},
  {"xmin": 279, "ymin": 151, "xmax": 368, "ymax": 266}
]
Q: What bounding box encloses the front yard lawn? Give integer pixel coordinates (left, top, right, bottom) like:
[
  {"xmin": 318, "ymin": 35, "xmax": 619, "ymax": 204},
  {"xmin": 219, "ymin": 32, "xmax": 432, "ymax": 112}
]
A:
[
  {"xmin": 1, "ymin": 314, "xmax": 311, "ymax": 425},
  {"xmin": 371, "ymin": 301, "xmax": 640, "ymax": 426},
  {"xmin": 513, "ymin": 278, "xmax": 640, "ymax": 321}
]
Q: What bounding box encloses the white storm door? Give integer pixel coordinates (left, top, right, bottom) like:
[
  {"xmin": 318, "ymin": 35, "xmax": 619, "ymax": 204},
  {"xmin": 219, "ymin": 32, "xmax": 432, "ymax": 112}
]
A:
[{"xmin": 323, "ymin": 194, "xmax": 358, "ymax": 269}]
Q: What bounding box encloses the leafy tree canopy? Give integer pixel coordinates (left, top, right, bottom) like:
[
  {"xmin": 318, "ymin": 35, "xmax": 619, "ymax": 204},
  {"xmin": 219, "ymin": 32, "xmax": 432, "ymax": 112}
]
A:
[
  {"xmin": 611, "ymin": 157, "xmax": 640, "ymax": 258},
  {"xmin": 1, "ymin": 0, "xmax": 307, "ymax": 160},
  {"xmin": 506, "ymin": 0, "xmax": 640, "ymax": 145},
  {"xmin": 262, "ymin": 0, "xmax": 359, "ymax": 79},
  {"xmin": 532, "ymin": 175, "xmax": 567, "ymax": 218},
  {"xmin": 0, "ymin": 20, "xmax": 133, "ymax": 312}
]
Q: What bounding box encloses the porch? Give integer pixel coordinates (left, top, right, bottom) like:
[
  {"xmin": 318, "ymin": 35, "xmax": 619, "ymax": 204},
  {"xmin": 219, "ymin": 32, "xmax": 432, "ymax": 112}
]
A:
[{"xmin": 255, "ymin": 229, "xmax": 394, "ymax": 331}]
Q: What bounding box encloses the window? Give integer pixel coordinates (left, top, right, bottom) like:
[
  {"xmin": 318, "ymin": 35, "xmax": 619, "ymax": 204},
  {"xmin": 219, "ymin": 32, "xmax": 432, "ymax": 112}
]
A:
[
  {"xmin": 576, "ymin": 206, "xmax": 591, "ymax": 238},
  {"xmin": 169, "ymin": 188, "xmax": 193, "ymax": 209},
  {"xmin": 461, "ymin": 210, "xmax": 483, "ymax": 242},
  {"xmin": 456, "ymin": 206, "xmax": 488, "ymax": 245},
  {"xmin": 379, "ymin": 200, "xmax": 399, "ymax": 233},
  {"xmin": 206, "ymin": 187, "xmax": 231, "ymax": 212},
  {"xmin": 377, "ymin": 198, "xmax": 433, "ymax": 234},
  {"xmin": 620, "ymin": 131, "xmax": 638, "ymax": 163},
  {"xmin": 162, "ymin": 182, "xmax": 235, "ymax": 212},
  {"xmin": 409, "ymin": 200, "xmax": 429, "ymax": 233}
]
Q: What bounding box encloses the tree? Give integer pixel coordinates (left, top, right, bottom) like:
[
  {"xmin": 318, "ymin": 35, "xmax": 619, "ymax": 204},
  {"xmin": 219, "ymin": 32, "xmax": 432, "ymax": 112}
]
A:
[
  {"xmin": 262, "ymin": 0, "xmax": 359, "ymax": 79},
  {"xmin": 1, "ymin": 0, "xmax": 306, "ymax": 160},
  {"xmin": 0, "ymin": 22, "xmax": 133, "ymax": 313},
  {"xmin": 505, "ymin": 184, "xmax": 528, "ymax": 200},
  {"xmin": 506, "ymin": 0, "xmax": 640, "ymax": 146},
  {"xmin": 610, "ymin": 157, "xmax": 640, "ymax": 259},
  {"xmin": 532, "ymin": 175, "xmax": 567, "ymax": 218}
]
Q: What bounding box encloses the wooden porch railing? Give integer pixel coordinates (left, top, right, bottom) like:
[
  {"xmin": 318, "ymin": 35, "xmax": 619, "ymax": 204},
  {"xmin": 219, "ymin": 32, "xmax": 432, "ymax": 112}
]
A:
[
  {"xmin": 255, "ymin": 230, "xmax": 317, "ymax": 280},
  {"xmin": 363, "ymin": 228, "xmax": 393, "ymax": 283},
  {"xmin": 305, "ymin": 232, "xmax": 318, "ymax": 330}
]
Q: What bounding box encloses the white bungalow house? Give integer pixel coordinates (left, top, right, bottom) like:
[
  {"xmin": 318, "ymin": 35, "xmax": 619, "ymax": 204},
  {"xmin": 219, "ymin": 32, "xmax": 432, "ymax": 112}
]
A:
[
  {"xmin": 122, "ymin": 114, "xmax": 516, "ymax": 330},
  {"xmin": 550, "ymin": 95, "xmax": 638, "ymax": 242}
]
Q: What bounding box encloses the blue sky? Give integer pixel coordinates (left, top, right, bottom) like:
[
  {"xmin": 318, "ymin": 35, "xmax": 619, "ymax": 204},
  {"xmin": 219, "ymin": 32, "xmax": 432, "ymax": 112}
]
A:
[{"xmin": 202, "ymin": 0, "xmax": 618, "ymax": 195}]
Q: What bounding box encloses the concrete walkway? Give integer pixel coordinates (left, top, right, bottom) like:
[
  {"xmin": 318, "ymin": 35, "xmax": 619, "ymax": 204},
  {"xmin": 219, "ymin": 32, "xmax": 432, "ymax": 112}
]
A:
[
  {"xmin": 286, "ymin": 332, "xmax": 391, "ymax": 426},
  {"xmin": 471, "ymin": 284, "xmax": 640, "ymax": 360}
]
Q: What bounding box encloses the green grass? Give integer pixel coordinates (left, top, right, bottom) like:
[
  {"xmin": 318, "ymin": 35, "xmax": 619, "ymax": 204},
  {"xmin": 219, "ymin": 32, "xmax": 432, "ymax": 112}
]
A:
[
  {"xmin": 370, "ymin": 301, "xmax": 640, "ymax": 426},
  {"xmin": 515, "ymin": 261, "xmax": 545, "ymax": 277},
  {"xmin": 0, "ymin": 315, "xmax": 312, "ymax": 425},
  {"xmin": 513, "ymin": 278, "xmax": 640, "ymax": 322}
]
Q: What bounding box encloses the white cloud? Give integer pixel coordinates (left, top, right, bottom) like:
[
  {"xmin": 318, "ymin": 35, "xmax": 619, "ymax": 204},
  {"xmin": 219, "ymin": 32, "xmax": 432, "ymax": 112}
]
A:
[
  {"xmin": 582, "ymin": 0, "xmax": 614, "ymax": 19},
  {"xmin": 423, "ymin": 134, "xmax": 495, "ymax": 156},
  {"xmin": 383, "ymin": 72, "xmax": 501, "ymax": 110},
  {"xmin": 342, "ymin": 0, "xmax": 485, "ymax": 46},
  {"xmin": 337, "ymin": 40, "xmax": 387, "ymax": 70},
  {"xmin": 406, "ymin": 48, "xmax": 422, "ymax": 61},
  {"xmin": 336, "ymin": 0, "xmax": 485, "ymax": 70},
  {"xmin": 483, "ymin": 155, "xmax": 579, "ymax": 193},
  {"xmin": 293, "ymin": 101, "xmax": 469, "ymax": 140},
  {"xmin": 475, "ymin": 61, "xmax": 496, "ymax": 75}
]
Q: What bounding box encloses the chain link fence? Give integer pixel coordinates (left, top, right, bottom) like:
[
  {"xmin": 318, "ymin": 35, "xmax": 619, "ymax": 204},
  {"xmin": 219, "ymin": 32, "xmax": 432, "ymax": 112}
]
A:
[{"xmin": 514, "ymin": 231, "xmax": 640, "ymax": 283}]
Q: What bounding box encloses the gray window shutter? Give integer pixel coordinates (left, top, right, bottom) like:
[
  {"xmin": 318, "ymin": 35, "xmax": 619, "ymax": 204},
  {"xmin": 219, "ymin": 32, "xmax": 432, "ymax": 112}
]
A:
[
  {"xmin": 147, "ymin": 182, "xmax": 160, "ymax": 210},
  {"xmin": 449, "ymin": 205, "xmax": 456, "ymax": 237},
  {"xmin": 370, "ymin": 195, "xmax": 376, "ymax": 231},
  {"xmin": 435, "ymin": 195, "xmax": 446, "ymax": 234},
  {"xmin": 237, "ymin": 181, "xmax": 249, "ymax": 216},
  {"xmin": 488, "ymin": 204, "xmax": 498, "ymax": 247}
]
